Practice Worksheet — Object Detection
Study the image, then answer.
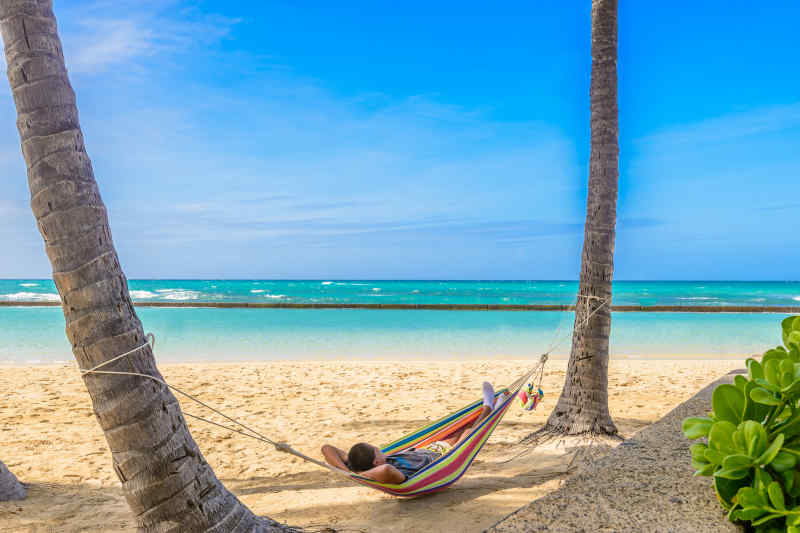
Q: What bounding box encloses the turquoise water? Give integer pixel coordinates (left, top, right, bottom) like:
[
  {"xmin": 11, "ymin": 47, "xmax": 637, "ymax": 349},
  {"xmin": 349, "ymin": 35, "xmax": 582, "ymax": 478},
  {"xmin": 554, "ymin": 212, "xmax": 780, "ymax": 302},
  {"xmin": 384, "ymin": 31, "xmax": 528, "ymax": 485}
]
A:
[
  {"xmin": 1, "ymin": 279, "xmax": 797, "ymax": 363},
  {"xmin": 3, "ymin": 279, "xmax": 800, "ymax": 306}
]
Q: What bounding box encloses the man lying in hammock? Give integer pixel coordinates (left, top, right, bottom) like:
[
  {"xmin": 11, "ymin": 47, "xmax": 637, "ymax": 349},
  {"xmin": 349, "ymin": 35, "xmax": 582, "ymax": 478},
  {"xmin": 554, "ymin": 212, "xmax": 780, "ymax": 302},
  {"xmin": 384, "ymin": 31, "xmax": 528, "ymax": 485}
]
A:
[{"xmin": 321, "ymin": 382, "xmax": 510, "ymax": 483}]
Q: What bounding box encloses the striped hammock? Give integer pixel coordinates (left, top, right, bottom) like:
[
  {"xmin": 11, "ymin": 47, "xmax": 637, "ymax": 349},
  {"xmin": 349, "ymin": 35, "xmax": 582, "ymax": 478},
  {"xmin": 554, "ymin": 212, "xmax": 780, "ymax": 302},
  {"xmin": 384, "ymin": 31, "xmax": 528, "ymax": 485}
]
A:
[
  {"xmin": 343, "ymin": 365, "xmax": 539, "ymax": 497},
  {"xmin": 78, "ymin": 332, "xmax": 549, "ymax": 499},
  {"xmin": 274, "ymin": 357, "xmax": 546, "ymax": 497}
]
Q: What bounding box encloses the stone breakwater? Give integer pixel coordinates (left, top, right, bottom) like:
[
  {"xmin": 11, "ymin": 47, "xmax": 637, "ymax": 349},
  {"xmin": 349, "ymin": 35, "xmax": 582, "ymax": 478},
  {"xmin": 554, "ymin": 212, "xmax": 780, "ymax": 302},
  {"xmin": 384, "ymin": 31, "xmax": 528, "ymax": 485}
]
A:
[{"xmin": 2, "ymin": 300, "xmax": 800, "ymax": 313}]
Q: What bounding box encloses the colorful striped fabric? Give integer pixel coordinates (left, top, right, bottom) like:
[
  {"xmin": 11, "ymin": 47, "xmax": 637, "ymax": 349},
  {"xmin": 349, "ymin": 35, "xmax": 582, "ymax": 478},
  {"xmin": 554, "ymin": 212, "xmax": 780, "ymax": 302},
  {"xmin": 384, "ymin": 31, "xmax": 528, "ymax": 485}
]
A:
[{"xmin": 347, "ymin": 383, "xmax": 524, "ymax": 497}]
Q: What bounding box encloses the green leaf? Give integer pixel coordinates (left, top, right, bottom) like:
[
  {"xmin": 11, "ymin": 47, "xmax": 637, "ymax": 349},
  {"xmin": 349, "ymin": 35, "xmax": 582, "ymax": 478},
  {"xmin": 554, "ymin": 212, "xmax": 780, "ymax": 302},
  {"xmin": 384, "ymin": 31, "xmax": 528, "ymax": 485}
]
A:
[
  {"xmin": 771, "ymin": 450, "xmax": 797, "ymax": 472},
  {"xmin": 723, "ymin": 454, "xmax": 753, "ymax": 470},
  {"xmin": 709, "ymin": 421, "xmax": 738, "ymax": 454},
  {"xmin": 781, "ymin": 370, "xmax": 796, "ymax": 390},
  {"xmin": 733, "ymin": 429, "xmax": 747, "ymax": 452},
  {"xmin": 751, "ymin": 387, "xmax": 782, "ymax": 406},
  {"xmin": 713, "ymin": 384, "xmax": 745, "ymax": 424},
  {"xmin": 683, "ymin": 417, "xmax": 713, "ymax": 440},
  {"xmin": 754, "ymin": 468, "xmax": 774, "ymax": 491},
  {"xmin": 755, "ymin": 377, "xmax": 781, "ymax": 393},
  {"xmin": 789, "ymin": 331, "xmax": 800, "ymax": 350},
  {"xmin": 776, "ymin": 415, "xmax": 800, "ymax": 439},
  {"xmin": 782, "ymin": 469, "xmax": 795, "ymax": 492},
  {"xmin": 788, "ymin": 526, "xmax": 800, "ymax": 533},
  {"xmin": 784, "ymin": 316, "xmax": 800, "ymax": 347},
  {"xmin": 767, "ymin": 481, "xmax": 786, "ymax": 510},
  {"xmin": 694, "ymin": 462, "xmax": 716, "ymax": 476},
  {"xmin": 749, "ymin": 359, "xmax": 765, "ymax": 381},
  {"xmin": 756, "ymin": 434, "xmax": 785, "ymax": 466},
  {"xmin": 715, "ymin": 468, "xmax": 749, "ymax": 479},
  {"xmin": 744, "ymin": 381, "xmax": 772, "ymax": 421},
  {"xmin": 690, "ymin": 442, "xmax": 709, "ymax": 462},
  {"xmin": 736, "ymin": 487, "xmax": 763, "ymax": 507},
  {"xmin": 715, "ymin": 476, "xmax": 749, "ymax": 509},
  {"xmin": 742, "ymin": 420, "xmax": 769, "ymax": 457},
  {"xmin": 788, "ymin": 512, "xmax": 800, "ymax": 527},
  {"xmin": 734, "ymin": 507, "xmax": 767, "ymax": 521},
  {"xmin": 734, "ymin": 374, "xmax": 748, "ymax": 390},
  {"xmin": 752, "ymin": 512, "xmax": 783, "ymax": 526},
  {"xmin": 704, "ymin": 448, "xmax": 725, "ymax": 465},
  {"xmin": 765, "ymin": 359, "xmax": 781, "ymax": 388}
]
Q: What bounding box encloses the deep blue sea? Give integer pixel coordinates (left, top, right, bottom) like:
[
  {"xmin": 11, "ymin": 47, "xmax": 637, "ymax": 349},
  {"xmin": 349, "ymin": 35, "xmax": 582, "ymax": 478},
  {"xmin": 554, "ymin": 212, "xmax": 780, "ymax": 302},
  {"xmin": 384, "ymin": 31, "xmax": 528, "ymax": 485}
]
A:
[{"xmin": 1, "ymin": 280, "xmax": 798, "ymax": 363}]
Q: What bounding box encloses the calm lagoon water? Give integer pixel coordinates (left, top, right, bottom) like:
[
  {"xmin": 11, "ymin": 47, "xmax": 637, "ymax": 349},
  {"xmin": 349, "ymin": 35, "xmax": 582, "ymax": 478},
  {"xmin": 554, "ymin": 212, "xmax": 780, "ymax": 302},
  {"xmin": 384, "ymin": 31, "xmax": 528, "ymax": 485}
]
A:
[{"xmin": 0, "ymin": 302, "xmax": 793, "ymax": 364}]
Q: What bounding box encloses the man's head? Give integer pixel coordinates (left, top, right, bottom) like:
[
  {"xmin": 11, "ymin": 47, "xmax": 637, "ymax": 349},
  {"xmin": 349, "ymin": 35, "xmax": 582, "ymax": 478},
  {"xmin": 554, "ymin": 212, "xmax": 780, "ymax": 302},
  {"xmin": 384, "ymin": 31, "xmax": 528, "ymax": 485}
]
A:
[{"xmin": 347, "ymin": 442, "xmax": 386, "ymax": 472}]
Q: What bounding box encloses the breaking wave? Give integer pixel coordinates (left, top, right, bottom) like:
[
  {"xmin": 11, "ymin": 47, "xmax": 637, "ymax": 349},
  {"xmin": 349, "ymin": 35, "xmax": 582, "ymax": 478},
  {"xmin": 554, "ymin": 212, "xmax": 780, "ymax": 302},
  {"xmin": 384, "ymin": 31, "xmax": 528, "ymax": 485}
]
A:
[
  {"xmin": 130, "ymin": 290, "xmax": 159, "ymax": 299},
  {"xmin": 0, "ymin": 292, "xmax": 60, "ymax": 302}
]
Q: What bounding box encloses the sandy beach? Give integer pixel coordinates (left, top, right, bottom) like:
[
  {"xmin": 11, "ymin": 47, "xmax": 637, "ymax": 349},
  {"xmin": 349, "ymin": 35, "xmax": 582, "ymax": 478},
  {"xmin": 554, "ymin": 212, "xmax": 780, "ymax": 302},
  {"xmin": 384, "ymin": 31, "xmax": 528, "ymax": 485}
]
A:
[{"xmin": 0, "ymin": 358, "xmax": 741, "ymax": 532}]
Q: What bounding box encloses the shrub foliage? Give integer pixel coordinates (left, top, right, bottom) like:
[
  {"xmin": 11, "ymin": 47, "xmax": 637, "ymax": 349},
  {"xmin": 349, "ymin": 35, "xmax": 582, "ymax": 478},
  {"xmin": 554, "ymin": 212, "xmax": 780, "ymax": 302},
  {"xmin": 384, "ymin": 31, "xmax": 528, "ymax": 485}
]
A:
[{"xmin": 684, "ymin": 316, "xmax": 800, "ymax": 532}]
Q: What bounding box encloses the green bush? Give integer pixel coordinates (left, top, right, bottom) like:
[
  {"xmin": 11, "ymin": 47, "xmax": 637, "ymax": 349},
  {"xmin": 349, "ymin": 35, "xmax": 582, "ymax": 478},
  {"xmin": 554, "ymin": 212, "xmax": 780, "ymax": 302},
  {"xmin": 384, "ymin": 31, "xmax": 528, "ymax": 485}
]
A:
[{"xmin": 684, "ymin": 316, "xmax": 800, "ymax": 532}]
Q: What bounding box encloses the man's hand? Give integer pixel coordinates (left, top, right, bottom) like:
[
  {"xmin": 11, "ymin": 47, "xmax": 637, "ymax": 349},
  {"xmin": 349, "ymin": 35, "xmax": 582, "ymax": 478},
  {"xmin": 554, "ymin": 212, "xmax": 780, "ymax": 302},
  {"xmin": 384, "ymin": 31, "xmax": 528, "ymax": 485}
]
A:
[{"xmin": 321, "ymin": 444, "xmax": 349, "ymax": 470}]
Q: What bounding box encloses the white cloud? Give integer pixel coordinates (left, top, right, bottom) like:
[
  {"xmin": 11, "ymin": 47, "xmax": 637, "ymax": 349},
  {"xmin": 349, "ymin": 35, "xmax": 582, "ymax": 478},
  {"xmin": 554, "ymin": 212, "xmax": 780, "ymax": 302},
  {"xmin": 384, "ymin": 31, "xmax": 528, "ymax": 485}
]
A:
[
  {"xmin": 58, "ymin": 1, "xmax": 240, "ymax": 75},
  {"xmin": 637, "ymin": 102, "xmax": 800, "ymax": 147},
  {"xmin": 66, "ymin": 19, "xmax": 156, "ymax": 74}
]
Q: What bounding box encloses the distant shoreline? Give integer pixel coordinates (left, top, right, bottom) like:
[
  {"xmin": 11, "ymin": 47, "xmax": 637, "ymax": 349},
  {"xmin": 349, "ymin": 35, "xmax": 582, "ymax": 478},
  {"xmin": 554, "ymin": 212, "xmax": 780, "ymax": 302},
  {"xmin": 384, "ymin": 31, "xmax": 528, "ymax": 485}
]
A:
[{"xmin": 2, "ymin": 301, "xmax": 799, "ymax": 313}]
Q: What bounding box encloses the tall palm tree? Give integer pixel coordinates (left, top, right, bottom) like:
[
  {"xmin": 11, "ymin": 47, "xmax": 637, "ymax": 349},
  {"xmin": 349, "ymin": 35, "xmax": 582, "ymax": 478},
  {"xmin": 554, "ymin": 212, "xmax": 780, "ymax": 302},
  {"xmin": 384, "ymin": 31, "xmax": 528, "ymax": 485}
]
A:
[
  {"xmin": 0, "ymin": 1, "xmax": 295, "ymax": 530},
  {"xmin": 0, "ymin": 458, "xmax": 26, "ymax": 500},
  {"xmin": 540, "ymin": 0, "xmax": 620, "ymax": 436}
]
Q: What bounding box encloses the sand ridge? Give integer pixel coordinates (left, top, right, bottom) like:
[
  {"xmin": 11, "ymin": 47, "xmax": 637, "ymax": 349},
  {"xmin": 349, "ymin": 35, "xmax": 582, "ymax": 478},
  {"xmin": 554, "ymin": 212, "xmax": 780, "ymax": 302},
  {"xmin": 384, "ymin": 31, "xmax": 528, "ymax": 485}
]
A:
[{"xmin": 0, "ymin": 359, "xmax": 740, "ymax": 532}]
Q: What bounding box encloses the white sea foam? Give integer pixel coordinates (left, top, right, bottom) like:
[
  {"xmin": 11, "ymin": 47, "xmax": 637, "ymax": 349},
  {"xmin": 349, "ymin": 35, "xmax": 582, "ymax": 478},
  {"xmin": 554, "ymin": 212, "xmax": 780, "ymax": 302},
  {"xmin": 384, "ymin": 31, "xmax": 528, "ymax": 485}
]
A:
[
  {"xmin": 321, "ymin": 281, "xmax": 333, "ymax": 285},
  {"xmin": 150, "ymin": 288, "xmax": 202, "ymax": 300},
  {"xmin": 130, "ymin": 290, "xmax": 159, "ymax": 299},
  {"xmin": 678, "ymin": 297, "xmax": 717, "ymax": 301},
  {"xmin": 265, "ymin": 294, "xmax": 287, "ymax": 299},
  {"xmin": 412, "ymin": 290, "xmax": 420, "ymax": 293},
  {"xmin": 372, "ymin": 288, "xmax": 381, "ymax": 292},
  {"xmin": 19, "ymin": 283, "xmax": 38, "ymax": 287},
  {"xmin": 251, "ymin": 289, "xmax": 265, "ymax": 293},
  {"xmin": 0, "ymin": 291, "xmax": 60, "ymax": 302},
  {"xmin": 794, "ymin": 296, "xmax": 800, "ymax": 302},
  {"xmin": 161, "ymin": 290, "xmax": 201, "ymax": 300}
]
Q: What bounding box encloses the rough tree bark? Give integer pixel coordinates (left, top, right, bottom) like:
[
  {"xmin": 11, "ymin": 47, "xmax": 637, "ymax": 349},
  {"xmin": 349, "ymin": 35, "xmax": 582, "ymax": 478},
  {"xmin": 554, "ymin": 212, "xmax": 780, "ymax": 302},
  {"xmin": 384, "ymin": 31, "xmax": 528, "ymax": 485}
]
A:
[
  {"xmin": 0, "ymin": 458, "xmax": 26, "ymax": 501},
  {"xmin": 533, "ymin": 0, "xmax": 620, "ymax": 437},
  {"xmin": 0, "ymin": 0, "xmax": 295, "ymax": 530}
]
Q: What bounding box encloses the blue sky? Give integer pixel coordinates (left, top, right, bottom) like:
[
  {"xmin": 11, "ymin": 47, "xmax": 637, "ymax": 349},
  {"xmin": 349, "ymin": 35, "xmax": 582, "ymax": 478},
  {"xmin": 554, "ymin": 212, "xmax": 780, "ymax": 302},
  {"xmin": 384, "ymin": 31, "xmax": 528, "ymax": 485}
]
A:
[{"xmin": 0, "ymin": 1, "xmax": 798, "ymax": 280}]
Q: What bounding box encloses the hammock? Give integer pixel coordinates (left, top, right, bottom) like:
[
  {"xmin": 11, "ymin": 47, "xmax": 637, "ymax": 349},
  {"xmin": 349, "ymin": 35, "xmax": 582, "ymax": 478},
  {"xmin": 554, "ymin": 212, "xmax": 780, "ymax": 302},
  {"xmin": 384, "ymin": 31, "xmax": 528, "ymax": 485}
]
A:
[
  {"xmin": 330, "ymin": 361, "xmax": 544, "ymax": 496},
  {"xmin": 81, "ymin": 337, "xmax": 549, "ymax": 498}
]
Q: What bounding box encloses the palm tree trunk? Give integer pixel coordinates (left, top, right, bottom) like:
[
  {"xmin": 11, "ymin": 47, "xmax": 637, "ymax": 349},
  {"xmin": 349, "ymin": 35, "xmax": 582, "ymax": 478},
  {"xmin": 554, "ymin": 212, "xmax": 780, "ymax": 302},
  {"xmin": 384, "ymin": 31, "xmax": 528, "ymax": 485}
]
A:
[
  {"xmin": 0, "ymin": 458, "xmax": 26, "ymax": 501},
  {"xmin": 0, "ymin": 1, "xmax": 295, "ymax": 530},
  {"xmin": 539, "ymin": 0, "xmax": 620, "ymax": 436}
]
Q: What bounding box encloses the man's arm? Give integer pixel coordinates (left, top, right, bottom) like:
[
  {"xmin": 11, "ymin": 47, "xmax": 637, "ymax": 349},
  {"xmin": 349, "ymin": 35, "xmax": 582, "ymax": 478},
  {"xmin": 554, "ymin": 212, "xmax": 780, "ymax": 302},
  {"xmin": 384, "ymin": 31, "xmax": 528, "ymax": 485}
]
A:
[
  {"xmin": 321, "ymin": 444, "xmax": 349, "ymax": 470},
  {"xmin": 357, "ymin": 463, "xmax": 406, "ymax": 484}
]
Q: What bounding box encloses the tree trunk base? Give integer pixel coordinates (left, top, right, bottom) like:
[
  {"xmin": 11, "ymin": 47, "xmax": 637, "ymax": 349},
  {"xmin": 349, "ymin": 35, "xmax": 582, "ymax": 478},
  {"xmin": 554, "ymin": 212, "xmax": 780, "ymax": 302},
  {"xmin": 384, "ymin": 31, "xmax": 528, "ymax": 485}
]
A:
[
  {"xmin": 521, "ymin": 422, "xmax": 622, "ymax": 446},
  {"xmin": 0, "ymin": 460, "xmax": 26, "ymax": 501}
]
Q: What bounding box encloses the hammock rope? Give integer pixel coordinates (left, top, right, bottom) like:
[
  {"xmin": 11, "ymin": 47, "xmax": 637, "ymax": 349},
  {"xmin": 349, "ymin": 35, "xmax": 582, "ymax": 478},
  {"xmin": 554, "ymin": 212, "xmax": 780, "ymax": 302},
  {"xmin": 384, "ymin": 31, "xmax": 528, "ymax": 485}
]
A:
[{"xmin": 77, "ymin": 294, "xmax": 609, "ymax": 494}]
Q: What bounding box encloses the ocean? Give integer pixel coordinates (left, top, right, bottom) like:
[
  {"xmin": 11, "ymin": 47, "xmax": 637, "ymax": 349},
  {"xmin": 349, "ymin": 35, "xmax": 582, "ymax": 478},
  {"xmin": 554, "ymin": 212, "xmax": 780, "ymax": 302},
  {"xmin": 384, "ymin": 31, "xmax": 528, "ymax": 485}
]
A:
[{"xmin": 1, "ymin": 279, "xmax": 798, "ymax": 364}]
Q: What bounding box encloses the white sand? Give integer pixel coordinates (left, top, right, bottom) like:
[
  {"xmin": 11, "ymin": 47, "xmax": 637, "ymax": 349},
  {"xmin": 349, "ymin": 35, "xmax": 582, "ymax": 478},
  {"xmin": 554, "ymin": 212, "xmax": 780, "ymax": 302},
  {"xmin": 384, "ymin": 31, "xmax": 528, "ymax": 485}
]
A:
[{"xmin": 0, "ymin": 359, "xmax": 741, "ymax": 532}]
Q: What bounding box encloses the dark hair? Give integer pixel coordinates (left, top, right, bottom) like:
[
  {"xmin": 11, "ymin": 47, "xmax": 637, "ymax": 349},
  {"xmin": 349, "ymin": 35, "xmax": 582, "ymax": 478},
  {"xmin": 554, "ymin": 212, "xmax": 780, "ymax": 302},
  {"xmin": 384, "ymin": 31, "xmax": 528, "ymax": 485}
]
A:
[{"xmin": 347, "ymin": 442, "xmax": 375, "ymax": 472}]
